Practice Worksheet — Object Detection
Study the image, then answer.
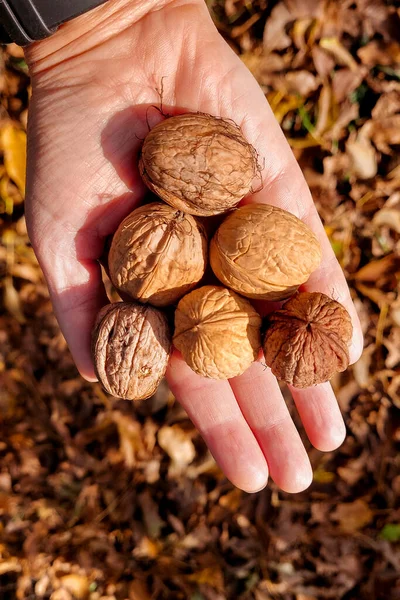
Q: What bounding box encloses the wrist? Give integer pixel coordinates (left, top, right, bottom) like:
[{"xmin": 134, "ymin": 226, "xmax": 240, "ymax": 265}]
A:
[{"xmin": 25, "ymin": 0, "xmax": 181, "ymax": 74}]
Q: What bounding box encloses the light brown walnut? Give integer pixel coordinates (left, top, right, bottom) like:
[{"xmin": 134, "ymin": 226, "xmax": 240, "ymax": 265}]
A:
[
  {"xmin": 210, "ymin": 203, "xmax": 322, "ymax": 301},
  {"xmin": 92, "ymin": 302, "xmax": 171, "ymax": 400},
  {"xmin": 108, "ymin": 202, "xmax": 207, "ymax": 306},
  {"xmin": 173, "ymin": 285, "xmax": 261, "ymax": 380},
  {"xmin": 263, "ymin": 292, "xmax": 353, "ymax": 388},
  {"xmin": 139, "ymin": 113, "xmax": 258, "ymax": 216}
]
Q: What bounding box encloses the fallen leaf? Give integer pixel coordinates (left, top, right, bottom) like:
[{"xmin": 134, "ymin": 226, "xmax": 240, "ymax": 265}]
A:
[
  {"xmin": 358, "ymin": 40, "xmax": 400, "ymax": 66},
  {"xmin": 320, "ymin": 37, "xmax": 358, "ymax": 70},
  {"xmin": 285, "ymin": 70, "xmax": 320, "ymax": 96},
  {"xmin": 3, "ymin": 276, "xmax": 26, "ymax": 323},
  {"xmin": 187, "ymin": 566, "xmax": 225, "ymax": 592},
  {"xmin": 0, "ymin": 124, "xmax": 26, "ymax": 195},
  {"xmin": 346, "ymin": 133, "xmax": 377, "ymax": 179},
  {"xmin": 331, "ymin": 499, "xmax": 374, "ymax": 533},
  {"xmin": 263, "ymin": 3, "xmax": 292, "ymax": 53},
  {"xmin": 158, "ymin": 424, "xmax": 196, "ymax": 476},
  {"xmin": 373, "ymin": 208, "xmax": 400, "ymax": 234},
  {"xmin": 60, "ymin": 575, "xmax": 89, "ymax": 600}
]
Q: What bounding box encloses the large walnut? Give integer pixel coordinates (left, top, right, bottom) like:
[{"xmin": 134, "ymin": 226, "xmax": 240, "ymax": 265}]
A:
[
  {"xmin": 108, "ymin": 202, "xmax": 207, "ymax": 306},
  {"xmin": 92, "ymin": 302, "xmax": 171, "ymax": 400},
  {"xmin": 173, "ymin": 285, "xmax": 261, "ymax": 380},
  {"xmin": 139, "ymin": 113, "xmax": 258, "ymax": 216},
  {"xmin": 210, "ymin": 203, "xmax": 322, "ymax": 300},
  {"xmin": 263, "ymin": 292, "xmax": 353, "ymax": 388}
]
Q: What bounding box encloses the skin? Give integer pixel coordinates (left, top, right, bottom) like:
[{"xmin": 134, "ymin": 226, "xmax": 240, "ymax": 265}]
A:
[{"xmin": 25, "ymin": 0, "xmax": 364, "ymax": 494}]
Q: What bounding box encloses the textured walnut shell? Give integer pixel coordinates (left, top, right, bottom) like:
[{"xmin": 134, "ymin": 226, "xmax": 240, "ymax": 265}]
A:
[
  {"xmin": 263, "ymin": 292, "xmax": 352, "ymax": 388},
  {"xmin": 139, "ymin": 113, "xmax": 258, "ymax": 216},
  {"xmin": 173, "ymin": 285, "xmax": 261, "ymax": 380},
  {"xmin": 210, "ymin": 204, "xmax": 322, "ymax": 301},
  {"xmin": 108, "ymin": 203, "xmax": 207, "ymax": 307},
  {"xmin": 92, "ymin": 302, "xmax": 171, "ymax": 400}
]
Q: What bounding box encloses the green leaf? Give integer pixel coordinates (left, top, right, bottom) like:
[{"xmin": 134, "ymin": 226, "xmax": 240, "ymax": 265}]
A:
[{"xmin": 380, "ymin": 524, "xmax": 400, "ymax": 542}]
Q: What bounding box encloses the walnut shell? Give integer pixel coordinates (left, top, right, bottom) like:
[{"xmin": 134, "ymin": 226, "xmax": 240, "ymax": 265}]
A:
[
  {"xmin": 263, "ymin": 292, "xmax": 353, "ymax": 388},
  {"xmin": 173, "ymin": 285, "xmax": 261, "ymax": 380},
  {"xmin": 108, "ymin": 202, "xmax": 207, "ymax": 307},
  {"xmin": 92, "ymin": 302, "xmax": 171, "ymax": 400},
  {"xmin": 139, "ymin": 113, "xmax": 258, "ymax": 216},
  {"xmin": 210, "ymin": 204, "xmax": 322, "ymax": 301}
]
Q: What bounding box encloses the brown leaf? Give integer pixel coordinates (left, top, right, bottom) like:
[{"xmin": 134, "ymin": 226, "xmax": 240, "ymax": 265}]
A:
[
  {"xmin": 312, "ymin": 46, "xmax": 335, "ymax": 78},
  {"xmin": 263, "ymin": 3, "xmax": 292, "ymax": 53},
  {"xmin": 358, "ymin": 40, "xmax": 400, "ymax": 66},
  {"xmin": 372, "ymin": 91, "xmax": 400, "ymax": 120},
  {"xmin": 187, "ymin": 566, "xmax": 225, "ymax": 592},
  {"xmin": 331, "ymin": 499, "xmax": 374, "ymax": 533},
  {"xmin": 285, "ymin": 70, "xmax": 320, "ymax": 96}
]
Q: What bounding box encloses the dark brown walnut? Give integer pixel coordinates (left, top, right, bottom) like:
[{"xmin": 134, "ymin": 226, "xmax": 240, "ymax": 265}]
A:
[
  {"xmin": 139, "ymin": 113, "xmax": 258, "ymax": 216},
  {"xmin": 263, "ymin": 292, "xmax": 353, "ymax": 388},
  {"xmin": 210, "ymin": 203, "xmax": 322, "ymax": 301},
  {"xmin": 108, "ymin": 203, "xmax": 207, "ymax": 307},
  {"xmin": 92, "ymin": 302, "xmax": 171, "ymax": 400},
  {"xmin": 173, "ymin": 285, "xmax": 262, "ymax": 380}
]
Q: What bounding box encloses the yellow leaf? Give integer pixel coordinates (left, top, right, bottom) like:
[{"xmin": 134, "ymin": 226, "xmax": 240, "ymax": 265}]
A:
[
  {"xmin": 0, "ymin": 125, "xmax": 27, "ymax": 196},
  {"xmin": 320, "ymin": 37, "xmax": 358, "ymax": 71},
  {"xmin": 272, "ymin": 95, "xmax": 303, "ymax": 125},
  {"xmin": 287, "ymin": 136, "xmax": 322, "ymax": 149},
  {"xmin": 60, "ymin": 575, "xmax": 89, "ymax": 600},
  {"xmin": 313, "ymin": 467, "xmax": 335, "ymax": 484}
]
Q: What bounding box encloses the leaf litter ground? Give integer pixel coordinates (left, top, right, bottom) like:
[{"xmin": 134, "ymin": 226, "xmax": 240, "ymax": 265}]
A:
[{"xmin": 1, "ymin": 2, "xmax": 400, "ymax": 598}]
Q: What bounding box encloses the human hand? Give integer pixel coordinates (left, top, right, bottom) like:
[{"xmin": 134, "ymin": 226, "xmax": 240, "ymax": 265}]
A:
[{"xmin": 25, "ymin": 0, "xmax": 363, "ymax": 493}]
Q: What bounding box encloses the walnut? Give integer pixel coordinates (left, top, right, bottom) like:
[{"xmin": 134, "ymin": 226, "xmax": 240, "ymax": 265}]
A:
[
  {"xmin": 263, "ymin": 292, "xmax": 353, "ymax": 388},
  {"xmin": 139, "ymin": 113, "xmax": 258, "ymax": 216},
  {"xmin": 210, "ymin": 203, "xmax": 322, "ymax": 300},
  {"xmin": 108, "ymin": 202, "xmax": 207, "ymax": 306},
  {"xmin": 92, "ymin": 302, "xmax": 171, "ymax": 400},
  {"xmin": 173, "ymin": 285, "xmax": 261, "ymax": 379}
]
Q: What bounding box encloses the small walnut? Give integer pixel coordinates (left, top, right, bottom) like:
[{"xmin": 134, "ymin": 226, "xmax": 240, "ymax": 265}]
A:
[
  {"xmin": 139, "ymin": 113, "xmax": 258, "ymax": 216},
  {"xmin": 210, "ymin": 204, "xmax": 322, "ymax": 300},
  {"xmin": 263, "ymin": 292, "xmax": 353, "ymax": 388},
  {"xmin": 173, "ymin": 285, "xmax": 261, "ymax": 380},
  {"xmin": 92, "ymin": 302, "xmax": 171, "ymax": 400},
  {"xmin": 108, "ymin": 202, "xmax": 207, "ymax": 306}
]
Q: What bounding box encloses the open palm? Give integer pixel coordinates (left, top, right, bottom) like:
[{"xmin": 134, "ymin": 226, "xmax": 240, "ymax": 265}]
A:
[{"xmin": 25, "ymin": 0, "xmax": 363, "ymax": 493}]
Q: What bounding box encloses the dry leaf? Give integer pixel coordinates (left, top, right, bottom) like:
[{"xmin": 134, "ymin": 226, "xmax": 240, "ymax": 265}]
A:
[
  {"xmin": 158, "ymin": 424, "xmax": 196, "ymax": 476},
  {"xmin": 187, "ymin": 566, "xmax": 225, "ymax": 592},
  {"xmin": 346, "ymin": 133, "xmax": 377, "ymax": 180},
  {"xmin": 331, "ymin": 499, "xmax": 373, "ymax": 533},
  {"xmin": 59, "ymin": 575, "xmax": 89, "ymax": 600},
  {"xmin": 285, "ymin": 70, "xmax": 319, "ymax": 96},
  {"xmin": 320, "ymin": 38, "xmax": 358, "ymax": 70},
  {"xmin": 3, "ymin": 276, "xmax": 26, "ymax": 323},
  {"xmin": 373, "ymin": 208, "xmax": 400, "ymax": 234},
  {"xmin": 0, "ymin": 124, "xmax": 26, "ymax": 195},
  {"xmin": 263, "ymin": 3, "xmax": 292, "ymax": 53}
]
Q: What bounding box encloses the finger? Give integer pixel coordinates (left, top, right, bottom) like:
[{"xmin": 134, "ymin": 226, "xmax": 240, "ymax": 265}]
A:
[
  {"xmin": 166, "ymin": 352, "xmax": 269, "ymax": 493},
  {"xmin": 44, "ymin": 252, "xmax": 108, "ymax": 381},
  {"xmin": 229, "ymin": 361, "xmax": 313, "ymax": 494},
  {"xmin": 290, "ymin": 382, "xmax": 346, "ymax": 452}
]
